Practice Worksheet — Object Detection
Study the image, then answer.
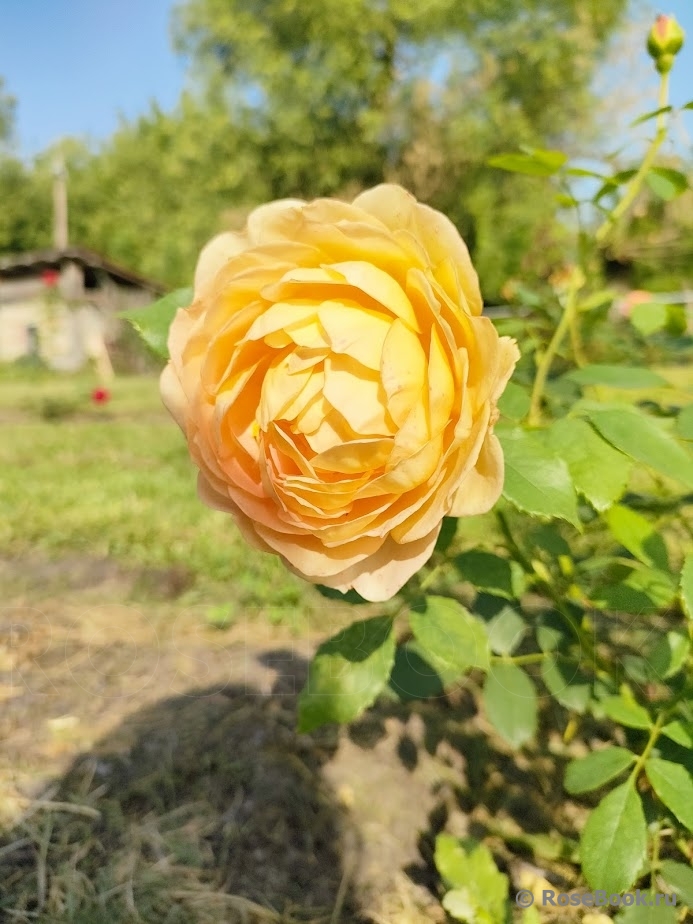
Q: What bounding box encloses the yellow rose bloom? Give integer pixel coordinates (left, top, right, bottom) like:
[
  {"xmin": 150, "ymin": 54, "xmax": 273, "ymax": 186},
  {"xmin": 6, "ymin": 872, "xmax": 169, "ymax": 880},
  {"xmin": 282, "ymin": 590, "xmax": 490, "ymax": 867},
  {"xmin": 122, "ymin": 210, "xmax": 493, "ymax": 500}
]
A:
[{"xmin": 160, "ymin": 184, "xmax": 519, "ymax": 601}]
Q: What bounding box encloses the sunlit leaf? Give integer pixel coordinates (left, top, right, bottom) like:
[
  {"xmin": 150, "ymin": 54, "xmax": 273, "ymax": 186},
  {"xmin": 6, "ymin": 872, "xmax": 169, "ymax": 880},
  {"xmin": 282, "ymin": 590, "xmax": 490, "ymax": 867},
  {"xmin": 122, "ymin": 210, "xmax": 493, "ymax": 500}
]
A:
[
  {"xmin": 629, "ymin": 105, "xmax": 672, "ymax": 127},
  {"xmin": 499, "ymin": 427, "xmax": 579, "ymax": 526},
  {"xmin": 661, "ymin": 720, "xmax": 693, "ymax": 749},
  {"xmin": 486, "ymin": 606, "xmax": 526, "ymax": 655},
  {"xmin": 487, "ymin": 148, "xmax": 567, "ymax": 176},
  {"xmin": 120, "ymin": 287, "xmax": 192, "ymax": 360},
  {"xmin": 616, "ymin": 892, "xmax": 678, "ymax": 923},
  {"xmin": 541, "ymin": 658, "xmax": 591, "ymax": 712},
  {"xmin": 598, "ymin": 695, "xmax": 652, "ymax": 729},
  {"xmin": 564, "ymin": 747, "xmax": 635, "ymax": 795},
  {"xmin": 497, "ymin": 381, "xmax": 531, "ymax": 421},
  {"xmin": 435, "ymin": 835, "xmax": 509, "ymax": 923},
  {"xmin": 605, "ymin": 505, "xmax": 669, "ymax": 570},
  {"xmin": 576, "ymin": 289, "xmax": 618, "ymax": 312},
  {"xmin": 580, "ymin": 783, "xmax": 647, "ymax": 894},
  {"xmin": 646, "ymin": 167, "xmax": 688, "ymax": 201},
  {"xmin": 645, "ymin": 631, "xmax": 690, "ymax": 681},
  {"xmin": 547, "ymin": 419, "xmax": 632, "ymax": 512},
  {"xmin": 297, "ymin": 616, "xmax": 395, "ymax": 732},
  {"xmin": 592, "ymin": 568, "xmax": 677, "ymax": 614},
  {"xmin": 659, "ymin": 860, "xmax": 693, "ymax": 907},
  {"xmin": 678, "ymin": 405, "xmax": 693, "ymax": 441},
  {"xmin": 483, "ymin": 663, "xmax": 537, "ymax": 747},
  {"xmin": 454, "ymin": 550, "xmax": 525, "ymax": 600},
  {"xmin": 645, "ymin": 758, "xmax": 693, "ymax": 832},
  {"xmin": 409, "ymin": 596, "xmax": 490, "ymax": 676},
  {"xmin": 681, "ymin": 553, "xmax": 693, "ymax": 619},
  {"xmin": 586, "ymin": 408, "xmax": 693, "ymax": 489},
  {"xmin": 630, "ymin": 301, "xmax": 669, "ymax": 336},
  {"xmin": 567, "ymin": 364, "xmax": 667, "ymax": 389}
]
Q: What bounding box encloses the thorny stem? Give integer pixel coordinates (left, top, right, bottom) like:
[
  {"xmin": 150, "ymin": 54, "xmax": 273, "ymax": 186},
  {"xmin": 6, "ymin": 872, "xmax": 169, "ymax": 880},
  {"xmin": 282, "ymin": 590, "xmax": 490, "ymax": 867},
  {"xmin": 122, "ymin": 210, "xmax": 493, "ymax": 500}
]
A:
[
  {"xmin": 528, "ymin": 72, "xmax": 671, "ymax": 425},
  {"xmin": 595, "ymin": 72, "xmax": 670, "ymax": 246},
  {"xmin": 629, "ymin": 709, "xmax": 669, "ymax": 786},
  {"xmin": 528, "ymin": 273, "xmax": 582, "ymax": 426}
]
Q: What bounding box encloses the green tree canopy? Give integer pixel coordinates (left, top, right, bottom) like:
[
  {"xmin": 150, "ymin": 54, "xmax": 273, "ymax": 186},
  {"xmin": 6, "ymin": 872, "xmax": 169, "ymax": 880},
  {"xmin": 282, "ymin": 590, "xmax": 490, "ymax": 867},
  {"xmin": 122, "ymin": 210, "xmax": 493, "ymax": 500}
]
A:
[{"xmin": 0, "ymin": 0, "xmax": 631, "ymax": 296}]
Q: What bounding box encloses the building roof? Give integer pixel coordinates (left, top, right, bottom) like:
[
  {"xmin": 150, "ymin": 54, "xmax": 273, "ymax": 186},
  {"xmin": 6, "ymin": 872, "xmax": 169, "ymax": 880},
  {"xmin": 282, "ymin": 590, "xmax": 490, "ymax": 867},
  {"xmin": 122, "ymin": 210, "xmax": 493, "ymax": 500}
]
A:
[{"xmin": 0, "ymin": 246, "xmax": 166, "ymax": 295}]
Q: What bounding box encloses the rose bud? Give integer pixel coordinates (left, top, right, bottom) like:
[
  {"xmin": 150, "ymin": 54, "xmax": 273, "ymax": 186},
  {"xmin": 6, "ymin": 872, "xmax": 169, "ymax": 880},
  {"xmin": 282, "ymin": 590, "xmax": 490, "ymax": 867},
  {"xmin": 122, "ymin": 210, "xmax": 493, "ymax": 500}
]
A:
[{"xmin": 647, "ymin": 14, "xmax": 685, "ymax": 73}]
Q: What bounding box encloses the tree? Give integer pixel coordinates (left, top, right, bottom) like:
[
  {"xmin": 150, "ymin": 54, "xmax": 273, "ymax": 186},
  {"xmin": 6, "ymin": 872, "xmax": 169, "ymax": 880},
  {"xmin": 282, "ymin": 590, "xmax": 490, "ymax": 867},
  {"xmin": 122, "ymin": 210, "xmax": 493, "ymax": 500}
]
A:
[
  {"xmin": 0, "ymin": 77, "xmax": 15, "ymax": 145},
  {"xmin": 173, "ymin": 0, "xmax": 630, "ymax": 296}
]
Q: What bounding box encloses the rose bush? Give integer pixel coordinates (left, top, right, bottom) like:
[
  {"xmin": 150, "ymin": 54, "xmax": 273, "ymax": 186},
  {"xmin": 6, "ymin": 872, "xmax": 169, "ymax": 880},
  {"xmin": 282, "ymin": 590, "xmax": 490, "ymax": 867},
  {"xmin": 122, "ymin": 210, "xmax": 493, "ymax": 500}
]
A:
[{"xmin": 160, "ymin": 184, "xmax": 518, "ymax": 601}]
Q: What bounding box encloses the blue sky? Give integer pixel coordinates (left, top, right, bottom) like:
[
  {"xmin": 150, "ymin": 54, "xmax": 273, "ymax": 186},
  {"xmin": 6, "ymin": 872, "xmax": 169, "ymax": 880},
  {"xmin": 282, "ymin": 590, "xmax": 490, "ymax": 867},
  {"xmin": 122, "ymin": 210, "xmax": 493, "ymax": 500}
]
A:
[{"xmin": 1, "ymin": 0, "xmax": 692, "ymax": 159}]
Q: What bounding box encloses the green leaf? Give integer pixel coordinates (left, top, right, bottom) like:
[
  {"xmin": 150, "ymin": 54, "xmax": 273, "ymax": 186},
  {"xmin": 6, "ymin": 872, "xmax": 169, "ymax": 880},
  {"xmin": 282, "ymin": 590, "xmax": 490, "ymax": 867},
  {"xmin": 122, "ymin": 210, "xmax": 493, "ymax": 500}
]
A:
[
  {"xmin": 120, "ymin": 287, "xmax": 192, "ymax": 360},
  {"xmin": 615, "ymin": 892, "xmax": 678, "ymax": 923},
  {"xmin": 659, "ymin": 859, "xmax": 693, "ymax": 907},
  {"xmin": 409, "ymin": 596, "xmax": 490, "ymax": 676},
  {"xmin": 497, "ymin": 381, "xmax": 531, "ymax": 421},
  {"xmin": 629, "ymin": 105, "xmax": 673, "ymax": 127},
  {"xmin": 594, "ymin": 169, "xmax": 637, "ymax": 201},
  {"xmin": 645, "ymin": 758, "xmax": 693, "ymax": 832},
  {"xmin": 556, "ymin": 192, "xmax": 579, "ymax": 209},
  {"xmin": 580, "ymin": 783, "xmax": 647, "ymax": 894},
  {"xmin": 599, "ymin": 695, "xmax": 652, "ymax": 729},
  {"xmin": 678, "ymin": 405, "xmax": 693, "ymax": 441},
  {"xmin": 576, "ymin": 288, "xmax": 618, "ymax": 312},
  {"xmin": 565, "ymin": 747, "xmax": 636, "ymax": 794},
  {"xmin": 435, "ymin": 835, "xmax": 508, "ymax": 923},
  {"xmin": 567, "ymin": 364, "xmax": 668, "ymax": 389},
  {"xmin": 592, "ymin": 568, "xmax": 677, "ymax": 614},
  {"xmin": 680, "ymin": 553, "xmax": 693, "ymax": 618},
  {"xmin": 541, "ymin": 658, "xmax": 592, "ymax": 712},
  {"xmin": 630, "ymin": 301, "xmax": 669, "ymax": 336},
  {"xmin": 547, "ymin": 419, "xmax": 632, "ymax": 512},
  {"xmin": 388, "ymin": 643, "xmax": 450, "ymax": 702},
  {"xmin": 454, "ymin": 550, "xmax": 525, "ymax": 600},
  {"xmin": 585, "ymin": 408, "xmax": 693, "ymax": 489},
  {"xmin": 565, "ymin": 167, "xmax": 607, "ymax": 179},
  {"xmin": 661, "ymin": 720, "xmax": 693, "ymax": 749},
  {"xmin": 683, "ymin": 101, "xmax": 693, "ymax": 110},
  {"xmin": 676, "ymin": 404, "xmax": 693, "ymax": 440},
  {"xmin": 483, "ymin": 663, "xmax": 537, "ymax": 747},
  {"xmin": 521, "ymin": 907, "xmax": 542, "ymax": 924},
  {"xmin": 499, "ymin": 428, "xmax": 579, "ymax": 526},
  {"xmin": 605, "ymin": 505, "xmax": 669, "ymax": 570},
  {"xmin": 434, "ymin": 516, "xmax": 458, "ymax": 555},
  {"xmin": 315, "ymin": 585, "xmax": 369, "ymax": 605},
  {"xmin": 646, "ymin": 167, "xmax": 689, "ymax": 201},
  {"xmin": 645, "ymin": 631, "xmax": 690, "ymax": 681},
  {"xmin": 487, "ymin": 148, "xmax": 567, "ymax": 176},
  {"xmin": 664, "ymin": 303, "xmax": 688, "ymax": 336},
  {"xmin": 486, "ymin": 606, "xmax": 526, "ymax": 655},
  {"xmin": 297, "ymin": 616, "xmax": 395, "ymax": 732}
]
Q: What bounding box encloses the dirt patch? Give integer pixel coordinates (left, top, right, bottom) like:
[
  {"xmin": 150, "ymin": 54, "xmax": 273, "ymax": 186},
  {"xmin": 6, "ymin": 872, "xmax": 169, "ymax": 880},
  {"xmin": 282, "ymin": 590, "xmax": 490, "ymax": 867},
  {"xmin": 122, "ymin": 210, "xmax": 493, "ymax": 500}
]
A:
[
  {"xmin": 0, "ymin": 552, "xmax": 613, "ymax": 924},
  {"xmin": 0, "ymin": 555, "xmax": 446, "ymax": 922}
]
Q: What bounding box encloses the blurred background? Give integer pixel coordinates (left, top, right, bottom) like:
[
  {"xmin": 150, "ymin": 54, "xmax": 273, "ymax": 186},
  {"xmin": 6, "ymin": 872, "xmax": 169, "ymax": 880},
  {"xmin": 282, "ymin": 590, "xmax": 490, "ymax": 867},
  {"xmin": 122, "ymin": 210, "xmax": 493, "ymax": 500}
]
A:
[{"xmin": 0, "ymin": 0, "xmax": 691, "ymax": 296}]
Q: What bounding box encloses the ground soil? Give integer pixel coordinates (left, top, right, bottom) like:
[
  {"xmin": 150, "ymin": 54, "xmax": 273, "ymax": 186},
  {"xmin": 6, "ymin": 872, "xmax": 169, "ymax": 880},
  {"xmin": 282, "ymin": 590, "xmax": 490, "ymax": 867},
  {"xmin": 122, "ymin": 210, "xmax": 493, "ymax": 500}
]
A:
[
  {"xmin": 0, "ymin": 553, "xmax": 458, "ymax": 923},
  {"xmin": 0, "ymin": 553, "xmax": 593, "ymax": 923}
]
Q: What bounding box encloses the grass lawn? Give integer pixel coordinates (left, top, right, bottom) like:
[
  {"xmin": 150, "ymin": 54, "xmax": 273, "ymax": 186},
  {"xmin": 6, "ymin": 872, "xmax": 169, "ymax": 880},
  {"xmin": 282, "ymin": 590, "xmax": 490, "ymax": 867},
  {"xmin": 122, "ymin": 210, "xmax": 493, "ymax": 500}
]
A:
[{"xmin": 0, "ymin": 368, "xmax": 310, "ymax": 613}]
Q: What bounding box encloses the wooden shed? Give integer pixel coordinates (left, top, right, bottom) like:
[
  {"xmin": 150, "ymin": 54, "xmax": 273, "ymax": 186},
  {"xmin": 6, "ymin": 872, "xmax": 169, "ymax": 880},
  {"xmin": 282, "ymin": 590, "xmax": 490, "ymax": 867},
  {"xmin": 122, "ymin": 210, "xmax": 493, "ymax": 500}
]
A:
[{"xmin": 0, "ymin": 247, "xmax": 165, "ymax": 373}]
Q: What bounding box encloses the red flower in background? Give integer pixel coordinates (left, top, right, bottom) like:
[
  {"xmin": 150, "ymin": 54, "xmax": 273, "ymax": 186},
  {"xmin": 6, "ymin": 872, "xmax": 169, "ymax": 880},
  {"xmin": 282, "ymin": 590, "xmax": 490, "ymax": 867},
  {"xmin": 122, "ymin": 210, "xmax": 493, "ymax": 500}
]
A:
[
  {"xmin": 41, "ymin": 269, "xmax": 60, "ymax": 287},
  {"xmin": 91, "ymin": 388, "xmax": 111, "ymax": 404}
]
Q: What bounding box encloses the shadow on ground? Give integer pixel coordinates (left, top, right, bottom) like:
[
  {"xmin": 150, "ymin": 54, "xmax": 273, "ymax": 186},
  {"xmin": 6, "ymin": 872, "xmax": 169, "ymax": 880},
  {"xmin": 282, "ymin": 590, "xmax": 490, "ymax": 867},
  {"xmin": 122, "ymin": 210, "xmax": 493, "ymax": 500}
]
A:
[{"xmin": 1, "ymin": 654, "xmax": 360, "ymax": 924}]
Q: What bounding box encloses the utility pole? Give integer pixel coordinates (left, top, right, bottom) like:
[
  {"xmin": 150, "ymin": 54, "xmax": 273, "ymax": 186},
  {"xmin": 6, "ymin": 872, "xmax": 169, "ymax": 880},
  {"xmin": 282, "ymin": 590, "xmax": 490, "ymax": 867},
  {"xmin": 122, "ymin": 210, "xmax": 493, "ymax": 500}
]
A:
[{"xmin": 52, "ymin": 154, "xmax": 68, "ymax": 250}]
